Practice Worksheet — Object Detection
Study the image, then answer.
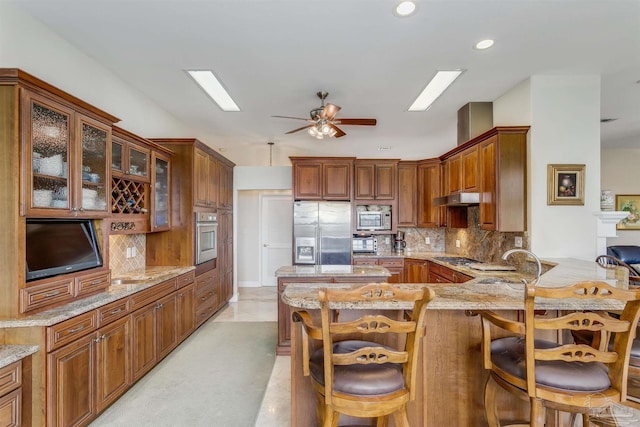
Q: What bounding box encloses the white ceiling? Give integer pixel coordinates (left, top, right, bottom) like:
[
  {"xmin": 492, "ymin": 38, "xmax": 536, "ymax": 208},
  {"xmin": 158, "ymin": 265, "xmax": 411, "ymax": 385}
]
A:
[{"xmin": 10, "ymin": 0, "xmax": 640, "ymax": 166}]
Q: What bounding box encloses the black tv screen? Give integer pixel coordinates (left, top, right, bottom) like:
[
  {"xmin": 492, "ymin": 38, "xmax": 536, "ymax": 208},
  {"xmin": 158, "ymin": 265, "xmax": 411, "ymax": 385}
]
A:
[{"xmin": 25, "ymin": 219, "xmax": 103, "ymax": 282}]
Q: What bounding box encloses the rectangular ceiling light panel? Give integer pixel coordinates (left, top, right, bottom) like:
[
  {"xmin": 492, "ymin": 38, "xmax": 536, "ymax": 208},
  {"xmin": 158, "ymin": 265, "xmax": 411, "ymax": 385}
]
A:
[
  {"xmin": 408, "ymin": 70, "xmax": 464, "ymax": 111},
  {"xmin": 187, "ymin": 70, "xmax": 240, "ymax": 112}
]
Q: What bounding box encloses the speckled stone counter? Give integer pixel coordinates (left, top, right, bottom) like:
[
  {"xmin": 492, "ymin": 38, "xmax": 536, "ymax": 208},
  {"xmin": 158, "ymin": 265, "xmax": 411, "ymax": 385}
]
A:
[
  {"xmin": 275, "ymin": 264, "xmax": 391, "ymax": 278},
  {"xmin": 0, "ymin": 345, "xmax": 39, "ymax": 369},
  {"xmin": 0, "ymin": 266, "xmax": 195, "ymax": 327},
  {"xmin": 283, "ymin": 257, "xmax": 627, "ymax": 311}
]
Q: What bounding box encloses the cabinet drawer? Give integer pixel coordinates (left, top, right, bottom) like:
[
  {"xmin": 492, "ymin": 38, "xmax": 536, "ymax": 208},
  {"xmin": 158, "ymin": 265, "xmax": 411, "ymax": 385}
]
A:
[
  {"xmin": 47, "ymin": 310, "xmax": 97, "ymax": 351},
  {"xmin": 130, "ymin": 279, "xmax": 177, "ymax": 311},
  {"xmin": 21, "ymin": 278, "xmax": 74, "ymax": 313},
  {"xmin": 0, "ymin": 388, "xmax": 21, "ymax": 426},
  {"xmin": 429, "ymin": 262, "xmax": 471, "ymax": 283},
  {"xmin": 176, "ymin": 271, "xmax": 196, "ymax": 289},
  {"xmin": 76, "ymin": 271, "xmax": 110, "ymax": 297},
  {"xmin": 353, "ymin": 258, "xmax": 378, "ymax": 266},
  {"xmin": 196, "ymin": 300, "xmax": 216, "ymax": 325},
  {"xmin": 377, "ymin": 258, "xmax": 404, "ymax": 268},
  {"xmin": 97, "ymin": 298, "xmax": 130, "ymax": 326},
  {"xmin": 196, "ymin": 288, "xmax": 217, "ymax": 310},
  {"xmin": 0, "ymin": 361, "xmax": 21, "ymax": 396}
]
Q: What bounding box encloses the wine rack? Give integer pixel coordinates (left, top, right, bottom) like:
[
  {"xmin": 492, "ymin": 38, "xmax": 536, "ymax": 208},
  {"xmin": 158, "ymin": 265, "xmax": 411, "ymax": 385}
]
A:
[{"xmin": 111, "ymin": 177, "xmax": 148, "ymax": 214}]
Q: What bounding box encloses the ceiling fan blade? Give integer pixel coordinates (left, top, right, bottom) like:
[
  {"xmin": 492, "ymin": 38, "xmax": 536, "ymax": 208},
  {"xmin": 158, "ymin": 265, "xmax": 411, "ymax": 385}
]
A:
[
  {"xmin": 334, "ymin": 118, "xmax": 377, "ymax": 126},
  {"xmin": 272, "ymin": 115, "xmax": 313, "ymax": 122},
  {"xmin": 320, "ymin": 103, "xmax": 341, "ymax": 120},
  {"xmin": 329, "ymin": 123, "xmax": 346, "ymax": 138},
  {"xmin": 285, "ymin": 124, "xmax": 314, "ymax": 134}
]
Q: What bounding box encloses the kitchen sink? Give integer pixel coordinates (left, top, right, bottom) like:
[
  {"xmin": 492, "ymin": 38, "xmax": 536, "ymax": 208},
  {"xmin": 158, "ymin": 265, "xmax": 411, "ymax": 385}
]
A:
[{"xmin": 433, "ymin": 256, "xmax": 482, "ymax": 266}]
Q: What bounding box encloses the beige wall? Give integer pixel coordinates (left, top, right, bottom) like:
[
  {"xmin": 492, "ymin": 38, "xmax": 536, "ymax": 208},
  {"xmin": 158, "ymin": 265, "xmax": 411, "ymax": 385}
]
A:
[{"xmin": 602, "ymin": 148, "xmax": 640, "ymax": 246}]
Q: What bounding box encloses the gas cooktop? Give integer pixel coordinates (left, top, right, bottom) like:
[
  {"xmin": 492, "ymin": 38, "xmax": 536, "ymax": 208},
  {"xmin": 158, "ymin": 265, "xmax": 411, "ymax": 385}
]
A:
[{"xmin": 433, "ymin": 256, "xmax": 482, "ymax": 266}]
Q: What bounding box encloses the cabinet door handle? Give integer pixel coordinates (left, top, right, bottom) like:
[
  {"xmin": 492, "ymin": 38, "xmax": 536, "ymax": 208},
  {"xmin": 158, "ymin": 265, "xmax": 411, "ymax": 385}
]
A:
[
  {"xmin": 90, "ymin": 280, "xmax": 103, "ymax": 286},
  {"xmin": 43, "ymin": 290, "xmax": 61, "ymax": 298},
  {"xmin": 178, "ymin": 293, "xmax": 184, "ymax": 298},
  {"xmin": 109, "ymin": 308, "xmax": 123, "ymax": 315}
]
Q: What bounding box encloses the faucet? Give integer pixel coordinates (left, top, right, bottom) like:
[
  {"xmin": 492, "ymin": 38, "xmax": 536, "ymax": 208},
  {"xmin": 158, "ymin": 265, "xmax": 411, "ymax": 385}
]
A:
[{"xmin": 502, "ymin": 249, "xmax": 543, "ymax": 283}]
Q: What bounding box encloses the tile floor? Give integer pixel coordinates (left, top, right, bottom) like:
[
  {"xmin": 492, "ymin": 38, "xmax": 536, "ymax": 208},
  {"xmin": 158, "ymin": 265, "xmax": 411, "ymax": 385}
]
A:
[{"xmin": 89, "ymin": 286, "xmax": 290, "ymax": 427}]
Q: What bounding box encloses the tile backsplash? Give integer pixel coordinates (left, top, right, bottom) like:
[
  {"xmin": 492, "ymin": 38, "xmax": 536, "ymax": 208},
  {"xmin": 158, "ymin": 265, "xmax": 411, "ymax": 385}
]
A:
[{"xmin": 109, "ymin": 234, "xmax": 146, "ymax": 276}]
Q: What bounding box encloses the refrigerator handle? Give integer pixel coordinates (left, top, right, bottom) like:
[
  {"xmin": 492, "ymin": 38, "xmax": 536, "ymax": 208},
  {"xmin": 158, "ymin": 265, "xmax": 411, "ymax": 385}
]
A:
[{"xmin": 316, "ymin": 226, "xmax": 321, "ymax": 265}]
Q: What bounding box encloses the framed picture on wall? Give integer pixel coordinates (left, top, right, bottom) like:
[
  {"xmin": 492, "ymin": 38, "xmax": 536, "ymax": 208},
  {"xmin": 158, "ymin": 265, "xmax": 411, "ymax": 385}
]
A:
[
  {"xmin": 616, "ymin": 195, "xmax": 640, "ymax": 230},
  {"xmin": 547, "ymin": 164, "xmax": 585, "ymax": 205}
]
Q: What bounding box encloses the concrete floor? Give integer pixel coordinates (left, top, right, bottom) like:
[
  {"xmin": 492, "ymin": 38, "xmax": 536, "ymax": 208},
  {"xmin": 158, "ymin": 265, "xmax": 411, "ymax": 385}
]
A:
[{"xmin": 89, "ymin": 286, "xmax": 290, "ymax": 427}]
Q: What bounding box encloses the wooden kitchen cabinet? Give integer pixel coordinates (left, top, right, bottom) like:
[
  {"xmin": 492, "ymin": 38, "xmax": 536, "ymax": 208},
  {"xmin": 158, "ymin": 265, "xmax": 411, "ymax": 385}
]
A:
[
  {"xmin": 150, "ymin": 150, "xmax": 171, "ymax": 232},
  {"xmin": 23, "ymin": 90, "xmax": 113, "ymax": 218},
  {"xmin": 218, "ymin": 160, "xmax": 234, "ymax": 209},
  {"xmin": 195, "ymin": 269, "xmax": 219, "ymax": 326},
  {"xmin": 404, "ymin": 258, "xmax": 428, "ymax": 283},
  {"xmin": 156, "ymin": 292, "xmax": 178, "ymax": 360},
  {"xmin": 111, "ymin": 133, "xmax": 150, "ymax": 182},
  {"xmin": 176, "ymin": 283, "xmax": 196, "ymax": 342},
  {"xmin": 478, "ymin": 127, "xmax": 528, "ymax": 232},
  {"xmin": 445, "ymin": 145, "xmax": 479, "ymax": 194},
  {"xmin": 417, "ymin": 159, "xmax": 441, "ymax": 228},
  {"xmin": 95, "ymin": 315, "xmax": 131, "ymax": 413},
  {"xmin": 130, "ymin": 303, "xmax": 157, "ymax": 381},
  {"xmin": 353, "ymin": 257, "xmax": 404, "ymax": 283},
  {"xmin": 354, "ymin": 159, "xmax": 398, "ymax": 200},
  {"xmin": 397, "ymin": 161, "xmax": 417, "ymax": 227},
  {"xmin": 427, "ymin": 261, "xmax": 472, "ymax": 284},
  {"xmin": 0, "ymin": 361, "xmax": 22, "ymax": 427},
  {"xmin": 290, "ymin": 157, "xmax": 354, "ymax": 200},
  {"xmin": 218, "ymin": 208, "xmax": 234, "ymax": 304},
  {"xmin": 194, "ymin": 147, "xmax": 218, "ymax": 208},
  {"xmin": 47, "ymin": 333, "xmax": 96, "ymax": 427}
]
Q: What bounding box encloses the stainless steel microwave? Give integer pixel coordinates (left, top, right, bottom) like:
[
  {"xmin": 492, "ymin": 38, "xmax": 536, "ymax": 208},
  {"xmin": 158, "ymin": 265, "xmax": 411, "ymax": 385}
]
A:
[{"xmin": 356, "ymin": 210, "xmax": 391, "ymax": 231}]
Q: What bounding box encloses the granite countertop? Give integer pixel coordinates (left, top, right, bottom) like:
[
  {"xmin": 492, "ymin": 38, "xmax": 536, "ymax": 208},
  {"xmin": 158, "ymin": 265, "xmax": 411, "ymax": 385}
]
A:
[
  {"xmin": 275, "ymin": 264, "xmax": 391, "ymax": 277},
  {"xmin": 0, "ymin": 266, "xmax": 195, "ymax": 328},
  {"xmin": 0, "ymin": 345, "xmax": 39, "ymax": 369},
  {"xmin": 282, "ymin": 257, "xmax": 628, "ymax": 311}
]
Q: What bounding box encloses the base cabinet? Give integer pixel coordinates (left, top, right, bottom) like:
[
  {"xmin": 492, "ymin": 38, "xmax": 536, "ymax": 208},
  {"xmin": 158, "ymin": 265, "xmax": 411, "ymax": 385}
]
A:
[
  {"xmin": 47, "ymin": 334, "xmax": 96, "ymax": 427},
  {"xmin": 176, "ymin": 283, "xmax": 196, "ymax": 342},
  {"xmin": 131, "ymin": 304, "xmax": 157, "ymax": 382},
  {"xmin": 404, "ymin": 258, "xmax": 428, "ymax": 283},
  {"xmin": 0, "ymin": 361, "xmax": 22, "ymax": 427},
  {"xmin": 96, "ymin": 316, "xmax": 130, "ymax": 413}
]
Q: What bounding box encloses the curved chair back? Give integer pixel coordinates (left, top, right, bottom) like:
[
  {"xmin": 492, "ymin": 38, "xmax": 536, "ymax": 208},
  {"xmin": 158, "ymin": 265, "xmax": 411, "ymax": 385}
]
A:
[{"xmin": 596, "ymin": 254, "xmax": 640, "ymax": 286}]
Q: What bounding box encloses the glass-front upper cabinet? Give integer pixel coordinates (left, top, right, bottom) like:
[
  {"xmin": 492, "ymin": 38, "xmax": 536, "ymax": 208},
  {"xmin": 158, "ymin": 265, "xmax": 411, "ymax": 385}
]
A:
[
  {"xmin": 112, "ymin": 135, "xmax": 150, "ymax": 182},
  {"xmin": 150, "ymin": 151, "xmax": 171, "ymax": 232},
  {"xmin": 23, "ymin": 91, "xmax": 111, "ymax": 217}
]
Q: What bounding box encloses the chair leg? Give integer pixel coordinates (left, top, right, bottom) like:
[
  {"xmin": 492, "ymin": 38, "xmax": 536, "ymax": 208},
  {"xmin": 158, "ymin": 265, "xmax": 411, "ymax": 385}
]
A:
[
  {"xmin": 391, "ymin": 406, "xmax": 409, "ymax": 427},
  {"xmin": 322, "ymin": 406, "xmax": 339, "ymax": 427},
  {"xmin": 376, "ymin": 415, "xmax": 389, "ymax": 427},
  {"xmin": 582, "ymin": 412, "xmax": 590, "ymax": 427},
  {"xmin": 529, "ymin": 398, "xmax": 545, "ymax": 427},
  {"xmin": 484, "ymin": 374, "xmax": 501, "ymax": 427}
]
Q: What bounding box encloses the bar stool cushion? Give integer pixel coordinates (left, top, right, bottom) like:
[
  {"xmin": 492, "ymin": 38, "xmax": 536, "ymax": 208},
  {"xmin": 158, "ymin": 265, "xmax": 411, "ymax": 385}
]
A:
[
  {"xmin": 491, "ymin": 337, "xmax": 611, "ymax": 392},
  {"xmin": 309, "ymin": 340, "xmax": 404, "ymax": 396}
]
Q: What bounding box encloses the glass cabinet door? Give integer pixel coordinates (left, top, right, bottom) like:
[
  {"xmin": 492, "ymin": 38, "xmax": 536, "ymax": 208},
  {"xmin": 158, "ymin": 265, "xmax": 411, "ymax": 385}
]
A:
[
  {"xmin": 27, "ymin": 95, "xmax": 72, "ymax": 212},
  {"xmin": 79, "ymin": 116, "xmax": 110, "ymax": 213},
  {"xmin": 151, "ymin": 152, "xmax": 170, "ymax": 231},
  {"xmin": 128, "ymin": 145, "xmax": 150, "ymax": 180},
  {"xmin": 112, "ymin": 139, "xmax": 124, "ymax": 173}
]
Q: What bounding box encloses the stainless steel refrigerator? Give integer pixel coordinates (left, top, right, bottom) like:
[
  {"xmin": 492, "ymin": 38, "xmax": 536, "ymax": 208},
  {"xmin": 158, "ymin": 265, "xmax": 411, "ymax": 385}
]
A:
[{"xmin": 293, "ymin": 201, "xmax": 352, "ymax": 265}]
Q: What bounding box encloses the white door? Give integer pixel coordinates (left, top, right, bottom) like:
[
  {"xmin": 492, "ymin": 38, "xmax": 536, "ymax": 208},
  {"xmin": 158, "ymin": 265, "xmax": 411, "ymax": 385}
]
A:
[{"xmin": 260, "ymin": 194, "xmax": 293, "ymax": 286}]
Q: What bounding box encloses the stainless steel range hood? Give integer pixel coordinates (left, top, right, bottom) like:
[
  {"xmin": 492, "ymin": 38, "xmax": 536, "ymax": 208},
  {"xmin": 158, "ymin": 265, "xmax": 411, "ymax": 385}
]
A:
[{"xmin": 433, "ymin": 192, "xmax": 480, "ymax": 207}]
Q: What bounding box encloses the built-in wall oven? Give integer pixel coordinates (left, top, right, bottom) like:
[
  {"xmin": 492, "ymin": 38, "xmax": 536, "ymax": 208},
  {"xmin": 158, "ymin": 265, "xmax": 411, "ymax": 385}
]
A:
[{"xmin": 195, "ymin": 212, "xmax": 218, "ymax": 264}]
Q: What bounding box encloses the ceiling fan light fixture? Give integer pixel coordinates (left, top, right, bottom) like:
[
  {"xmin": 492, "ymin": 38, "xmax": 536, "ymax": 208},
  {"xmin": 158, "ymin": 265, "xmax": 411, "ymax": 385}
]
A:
[
  {"xmin": 408, "ymin": 69, "xmax": 465, "ymax": 111},
  {"xmin": 308, "ymin": 127, "xmax": 318, "ymax": 137},
  {"xmin": 395, "ymin": 1, "xmax": 416, "ymax": 17},
  {"xmin": 186, "ymin": 70, "xmax": 240, "ymax": 112}
]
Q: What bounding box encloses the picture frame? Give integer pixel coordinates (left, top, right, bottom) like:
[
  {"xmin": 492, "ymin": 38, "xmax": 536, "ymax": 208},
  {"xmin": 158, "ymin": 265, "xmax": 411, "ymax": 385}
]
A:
[
  {"xmin": 616, "ymin": 195, "xmax": 640, "ymax": 230},
  {"xmin": 547, "ymin": 164, "xmax": 585, "ymax": 205}
]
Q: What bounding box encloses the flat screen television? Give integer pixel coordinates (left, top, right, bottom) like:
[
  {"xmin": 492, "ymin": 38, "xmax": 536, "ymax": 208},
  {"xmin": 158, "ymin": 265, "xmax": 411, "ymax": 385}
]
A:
[{"xmin": 25, "ymin": 218, "xmax": 103, "ymax": 282}]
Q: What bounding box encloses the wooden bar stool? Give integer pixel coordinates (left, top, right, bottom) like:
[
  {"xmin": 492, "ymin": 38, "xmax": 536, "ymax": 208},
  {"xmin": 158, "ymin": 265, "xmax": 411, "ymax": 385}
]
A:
[
  {"xmin": 293, "ymin": 283, "xmax": 435, "ymax": 427},
  {"xmin": 479, "ymin": 281, "xmax": 640, "ymax": 427}
]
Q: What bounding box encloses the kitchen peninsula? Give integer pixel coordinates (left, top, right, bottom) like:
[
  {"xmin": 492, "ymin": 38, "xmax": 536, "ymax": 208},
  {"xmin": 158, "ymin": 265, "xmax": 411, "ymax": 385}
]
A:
[
  {"xmin": 275, "ymin": 264, "xmax": 391, "ymax": 355},
  {"xmin": 282, "ymin": 257, "xmax": 629, "ymax": 426}
]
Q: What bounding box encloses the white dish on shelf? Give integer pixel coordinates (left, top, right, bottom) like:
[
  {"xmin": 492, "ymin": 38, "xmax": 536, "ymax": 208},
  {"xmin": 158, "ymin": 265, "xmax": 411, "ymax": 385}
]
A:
[
  {"xmin": 39, "ymin": 154, "xmax": 63, "ymax": 176},
  {"xmin": 51, "ymin": 200, "xmax": 67, "ymax": 208},
  {"xmin": 82, "ymin": 188, "xmax": 98, "ymax": 200},
  {"xmin": 33, "ymin": 190, "xmax": 53, "ymax": 207}
]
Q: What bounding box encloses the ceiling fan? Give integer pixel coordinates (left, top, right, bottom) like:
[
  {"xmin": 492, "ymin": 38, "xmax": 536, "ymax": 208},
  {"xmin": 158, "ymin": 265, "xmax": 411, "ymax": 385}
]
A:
[{"xmin": 273, "ymin": 91, "xmax": 376, "ymax": 139}]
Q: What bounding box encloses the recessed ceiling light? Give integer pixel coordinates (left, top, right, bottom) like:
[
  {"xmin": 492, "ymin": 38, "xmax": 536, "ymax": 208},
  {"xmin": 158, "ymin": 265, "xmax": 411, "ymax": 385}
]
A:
[
  {"xmin": 408, "ymin": 70, "xmax": 465, "ymax": 111},
  {"xmin": 395, "ymin": 1, "xmax": 416, "ymax": 17},
  {"xmin": 474, "ymin": 39, "xmax": 495, "ymax": 50},
  {"xmin": 187, "ymin": 70, "xmax": 240, "ymax": 112}
]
